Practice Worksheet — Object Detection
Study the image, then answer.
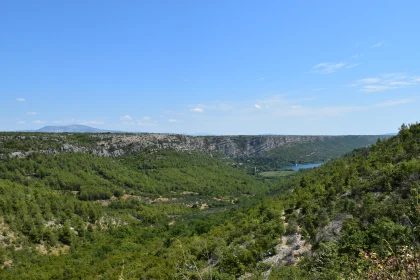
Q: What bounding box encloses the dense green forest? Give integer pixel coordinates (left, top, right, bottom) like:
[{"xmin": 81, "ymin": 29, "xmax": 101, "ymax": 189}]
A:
[{"xmin": 0, "ymin": 124, "xmax": 419, "ymax": 279}]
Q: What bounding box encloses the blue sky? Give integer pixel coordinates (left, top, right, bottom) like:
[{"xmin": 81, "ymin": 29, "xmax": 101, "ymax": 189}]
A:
[{"xmin": 1, "ymin": 0, "xmax": 419, "ymax": 135}]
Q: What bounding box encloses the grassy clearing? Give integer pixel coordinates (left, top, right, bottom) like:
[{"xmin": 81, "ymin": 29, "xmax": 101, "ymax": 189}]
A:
[{"xmin": 259, "ymin": 170, "xmax": 296, "ymax": 178}]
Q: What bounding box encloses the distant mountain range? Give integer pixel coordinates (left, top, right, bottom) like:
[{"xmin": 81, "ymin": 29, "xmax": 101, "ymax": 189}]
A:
[{"xmin": 36, "ymin": 125, "xmax": 120, "ymax": 133}]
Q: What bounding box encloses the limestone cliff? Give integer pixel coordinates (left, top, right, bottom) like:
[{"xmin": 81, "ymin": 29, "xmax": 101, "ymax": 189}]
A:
[{"xmin": 0, "ymin": 133, "xmax": 383, "ymax": 159}]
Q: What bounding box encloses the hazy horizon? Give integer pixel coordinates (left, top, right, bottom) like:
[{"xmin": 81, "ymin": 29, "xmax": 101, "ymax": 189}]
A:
[{"xmin": 0, "ymin": 123, "xmax": 397, "ymax": 136}]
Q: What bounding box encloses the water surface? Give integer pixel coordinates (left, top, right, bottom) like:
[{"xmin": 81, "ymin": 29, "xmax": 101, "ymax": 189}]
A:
[{"xmin": 281, "ymin": 162, "xmax": 323, "ymax": 171}]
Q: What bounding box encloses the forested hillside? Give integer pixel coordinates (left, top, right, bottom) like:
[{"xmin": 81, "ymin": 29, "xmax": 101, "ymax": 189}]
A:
[
  {"xmin": 267, "ymin": 123, "xmax": 420, "ymax": 279},
  {"xmin": 237, "ymin": 135, "xmax": 384, "ymax": 171},
  {"xmin": 0, "ymin": 148, "xmax": 270, "ymax": 279},
  {"xmin": 0, "ymin": 123, "xmax": 418, "ymax": 279},
  {"xmin": 1, "ymin": 149, "xmax": 266, "ymax": 199}
]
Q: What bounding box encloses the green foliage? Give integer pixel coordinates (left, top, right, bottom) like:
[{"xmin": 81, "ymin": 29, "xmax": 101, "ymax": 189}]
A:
[
  {"xmin": 237, "ymin": 135, "xmax": 385, "ymax": 171},
  {"xmin": 0, "ymin": 123, "xmax": 419, "ymax": 279}
]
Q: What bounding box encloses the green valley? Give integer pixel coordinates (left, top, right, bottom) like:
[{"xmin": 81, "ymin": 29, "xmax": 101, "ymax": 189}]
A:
[
  {"xmin": 3, "ymin": 2, "xmax": 418, "ymax": 279},
  {"xmin": 0, "ymin": 124, "xmax": 418, "ymax": 279}
]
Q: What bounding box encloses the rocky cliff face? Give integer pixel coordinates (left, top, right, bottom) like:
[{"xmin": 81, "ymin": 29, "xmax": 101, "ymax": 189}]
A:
[
  {"xmin": 0, "ymin": 133, "xmax": 380, "ymax": 159},
  {"xmin": 92, "ymin": 134, "xmax": 358, "ymax": 157}
]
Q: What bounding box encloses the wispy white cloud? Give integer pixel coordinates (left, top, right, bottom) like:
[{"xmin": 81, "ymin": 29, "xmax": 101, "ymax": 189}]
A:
[
  {"xmin": 190, "ymin": 108, "xmax": 204, "ymax": 113},
  {"xmin": 280, "ymin": 98, "xmax": 414, "ymax": 117},
  {"xmin": 133, "ymin": 116, "xmax": 156, "ymax": 127},
  {"xmin": 313, "ymin": 62, "xmax": 345, "ymax": 74},
  {"xmin": 190, "ymin": 101, "xmax": 233, "ymax": 112},
  {"xmin": 389, "ymin": 81, "xmax": 412, "ymax": 86},
  {"xmin": 168, "ymin": 119, "xmax": 177, "ymax": 123},
  {"xmin": 359, "ymin": 78, "xmax": 381, "ymax": 84},
  {"xmin": 33, "ymin": 120, "xmax": 46, "ymax": 124},
  {"xmin": 355, "ymin": 73, "xmax": 419, "ymax": 92},
  {"xmin": 361, "ymin": 85, "xmax": 394, "ymax": 92},
  {"xmin": 256, "ymin": 77, "xmax": 265, "ymax": 81},
  {"xmin": 374, "ymin": 98, "xmax": 414, "ymax": 107},
  {"xmin": 16, "ymin": 98, "xmax": 25, "ymax": 102},
  {"xmin": 191, "ymin": 94, "xmax": 404, "ymax": 123},
  {"xmin": 26, "ymin": 112, "xmax": 37, "ymax": 115},
  {"xmin": 371, "ymin": 41, "xmax": 384, "ymax": 48},
  {"xmin": 172, "ymin": 94, "xmax": 415, "ymax": 135},
  {"xmin": 17, "ymin": 121, "xmax": 26, "ymax": 124},
  {"xmin": 313, "ymin": 88, "xmax": 326, "ymax": 91},
  {"xmin": 120, "ymin": 115, "xmax": 132, "ymax": 121},
  {"xmin": 313, "ymin": 52, "xmax": 361, "ymax": 74},
  {"xmin": 346, "ymin": 63, "xmax": 359, "ymax": 69}
]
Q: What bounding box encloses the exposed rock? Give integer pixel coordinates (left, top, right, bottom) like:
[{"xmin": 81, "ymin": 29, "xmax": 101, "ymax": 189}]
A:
[
  {"xmin": 61, "ymin": 144, "xmax": 88, "ymax": 153},
  {"xmin": 257, "ymin": 211, "xmax": 312, "ymax": 279},
  {"xmin": 92, "ymin": 149, "xmax": 110, "ymax": 157},
  {"xmin": 316, "ymin": 213, "xmax": 353, "ymax": 243},
  {"xmin": 9, "ymin": 151, "xmax": 32, "ymax": 158},
  {"xmin": 262, "ymin": 233, "xmax": 312, "ymax": 268},
  {"xmin": 40, "ymin": 149, "xmax": 59, "ymax": 155},
  {"xmin": 112, "ymin": 149, "xmax": 125, "ymax": 156},
  {"xmin": 2, "ymin": 133, "xmax": 381, "ymax": 159},
  {"xmin": 83, "ymin": 134, "xmax": 370, "ymax": 157}
]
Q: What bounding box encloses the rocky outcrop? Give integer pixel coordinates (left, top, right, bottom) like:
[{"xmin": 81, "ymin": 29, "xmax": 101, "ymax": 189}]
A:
[
  {"xmin": 91, "ymin": 134, "xmax": 354, "ymax": 157},
  {"xmin": 316, "ymin": 213, "xmax": 353, "ymax": 243},
  {"xmin": 1, "ymin": 133, "xmax": 380, "ymax": 159},
  {"xmin": 61, "ymin": 144, "xmax": 88, "ymax": 153},
  {"xmin": 262, "ymin": 232, "xmax": 312, "ymax": 268},
  {"xmin": 9, "ymin": 151, "xmax": 32, "ymax": 158},
  {"xmin": 255, "ymin": 211, "xmax": 312, "ymax": 280}
]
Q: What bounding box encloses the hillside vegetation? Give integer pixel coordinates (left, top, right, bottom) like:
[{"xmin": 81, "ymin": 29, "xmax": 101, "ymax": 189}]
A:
[
  {"xmin": 236, "ymin": 135, "xmax": 384, "ymax": 171},
  {"xmin": 0, "ymin": 147, "xmax": 272, "ymax": 279},
  {"xmin": 0, "ymin": 124, "xmax": 418, "ymax": 279}
]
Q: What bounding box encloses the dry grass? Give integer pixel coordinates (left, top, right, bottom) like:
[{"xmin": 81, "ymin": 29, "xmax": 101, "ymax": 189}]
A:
[{"xmin": 36, "ymin": 244, "xmax": 70, "ymax": 256}]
